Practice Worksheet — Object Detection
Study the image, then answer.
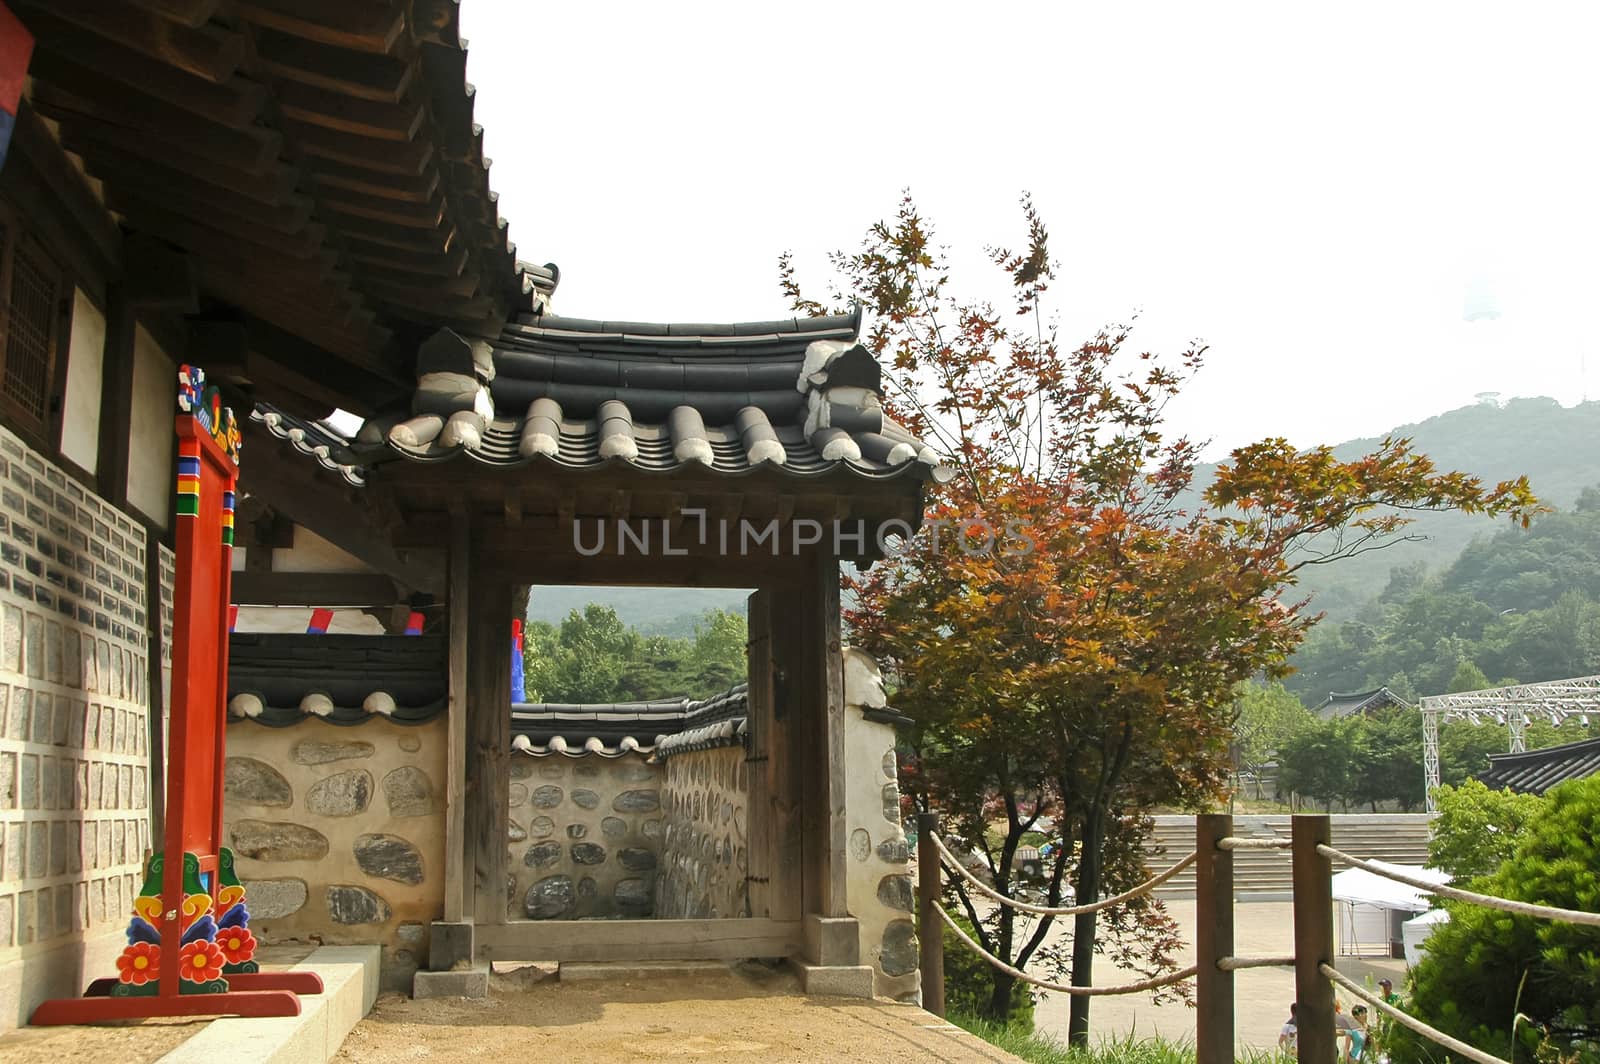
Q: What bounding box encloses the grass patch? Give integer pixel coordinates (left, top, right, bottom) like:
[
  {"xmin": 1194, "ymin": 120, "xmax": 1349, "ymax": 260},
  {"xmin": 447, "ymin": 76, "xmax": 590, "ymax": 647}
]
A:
[{"xmin": 949, "ymin": 1011, "xmax": 1285, "ymax": 1064}]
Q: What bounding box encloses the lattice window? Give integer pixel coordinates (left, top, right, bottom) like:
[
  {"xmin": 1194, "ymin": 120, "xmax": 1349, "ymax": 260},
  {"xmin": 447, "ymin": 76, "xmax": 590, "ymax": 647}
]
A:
[{"xmin": 0, "ymin": 209, "xmax": 63, "ymax": 434}]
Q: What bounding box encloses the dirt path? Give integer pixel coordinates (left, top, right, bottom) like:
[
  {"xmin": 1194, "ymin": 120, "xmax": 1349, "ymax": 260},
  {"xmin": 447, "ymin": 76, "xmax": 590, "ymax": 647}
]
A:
[{"xmin": 334, "ymin": 964, "xmax": 1021, "ymax": 1063}]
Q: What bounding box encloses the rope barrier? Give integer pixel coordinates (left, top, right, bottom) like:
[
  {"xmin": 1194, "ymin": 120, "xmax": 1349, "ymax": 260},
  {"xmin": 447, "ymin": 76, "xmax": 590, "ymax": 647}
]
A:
[
  {"xmin": 1321, "ymin": 964, "xmax": 1510, "ymax": 1064},
  {"xmin": 1215, "ymin": 955, "xmax": 1295, "ymax": 971},
  {"xmin": 928, "ymin": 831, "xmax": 1198, "ymax": 916},
  {"xmin": 934, "ymin": 903, "xmax": 1198, "ymax": 996},
  {"xmin": 1216, "ymin": 836, "xmax": 1292, "ymax": 851},
  {"xmin": 1316, "ymin": 844, "xmax": 1600, "ymax": 927}
]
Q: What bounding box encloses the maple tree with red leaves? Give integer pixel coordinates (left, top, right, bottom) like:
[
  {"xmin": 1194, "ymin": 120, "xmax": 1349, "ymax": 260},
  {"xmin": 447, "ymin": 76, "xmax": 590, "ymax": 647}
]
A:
[{"xmin": 781, "ymin": 194, "xmax": 1540, "ymax": 1040}]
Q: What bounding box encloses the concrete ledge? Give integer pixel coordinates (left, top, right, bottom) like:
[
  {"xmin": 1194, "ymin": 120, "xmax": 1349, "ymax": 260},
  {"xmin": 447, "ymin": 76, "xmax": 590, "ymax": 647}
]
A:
[
  {"xmin": 412, "ymin": 967, "xmax": 489, "ymax": 999},
  {"xmin": 155, "ymin": 945, "xmax": 379, "ymax": 1064},
  {"xmin": 803, "ymin": 915, "xmax": 861, "ymax": 965},
  {"xmin": 560, "ymin": 961, "xmax": 733, "ymax": 982},
  {"xmin": 790, "ymin": 961, "xmax": 875, "ymax": 998}
]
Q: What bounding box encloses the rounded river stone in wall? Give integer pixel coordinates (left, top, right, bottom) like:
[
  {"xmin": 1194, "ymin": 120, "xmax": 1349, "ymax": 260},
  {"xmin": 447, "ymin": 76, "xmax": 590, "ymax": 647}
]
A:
[
  {"xmin": 292, "ymin": 739, "xmax": 374, "ymax": 765},
  {"xmin": 353, "ymin": 833, "xmax": 424, "ymax": 885},
  {"xmin": 538, "ymin": 764, "xmax": 564, "ymax": 780},
  {"xmin": 614, "ymin": 789, "xmax": 659, "ymax": 813},
  {"xmin": 876, "ymin": 837, "xmax": 909, "ymax": 864},
  {"xmin": 881, "ymin": 783, "xmax": 900, "ymax": 825},
  {"xmin": 882, "ymin": 749, "xmax": 897, "ymax": 780},
  {"xmin": 641, "ymin": 818, "xmax": 663, "ymax": 840},
  {"xmin": 382, "ymin": 766, "xmax": 434, "ymax": 817},
  {"xmin": 877, "ymin": 874, "xmax": 914, "ymax": 912},
  {"xmin": 532, "ymin": 785, "xmax": 563, "ymax": 808},
  {"xmin": 241, "ymin": 877, "xmax": 308, "ymax": 918},
  {"xmin": 525, "ymin": 841, "xmax": 562, "ymax": 868},
  {"xmin": 574, "ymin": 763, "xmax": 599, "ymax": 778},
  {"xmin": 880, "ymin": 919, "xmax": 917, "ymax": 976},
  {"xmin": 508, "ymin": 817, "xmax": 527, "ymax": 842},
  {"xmin": 577, "ymin": 876, "xmax": 597, "ymax": 900},
  {"xmin": 620, "ymin": 760, "xmax": 656, "ymax": 782},
  {"xmin": 566, "ymin": 824, "xmax": 587, "ymax": 840},
  {"xmin": 529, "ymin": 816, "xmax": 555, "ymax": 838},
  {"xmin": 849, "ymin": 828, "xmax": 871, "ymax": 862},
  {"xmin": 306, "ymin": 770, "xmax": 373, "ymax": 817},
  {"xmin": 618, "ymin": 847, "xmax": 656, "ymax": 871},
  {"xmin": 524, "ymin": 875, "xmax": 573, "ymax": 919},
  {"xmin": 398, "ymin": 734, "xmax": 422, "ymax": 753},
  {"xmin": 326, "ymin": 884, "xmax": 391, "ymax": 924},
  {"xmin": 571, "ymin": 842, "xmax": 606, "ymax": 865},
  {"xmin": 224, "ymin": 757, "xmax": 292, "ymax": 807},
  {"xmin": 509, "ymin": 760, "xmax": 533, "ymax": 779},
  {"xmin": 614, "ymin": 877, "xmax": 651, "ymax": 917},
  {"xmin": 570, "ymin": 788, "xmax": 599, "ymax": 810},
  {"xmin": 230, "ymin": 820, "xmax": 329, "ymax": 862},
  {"xmin": 508, "ymin": 784, "xmax": 528, "ymax": 808},
  {"xmin": 601, "ymin": 817, "xmax": 627, "ymax": 840}
]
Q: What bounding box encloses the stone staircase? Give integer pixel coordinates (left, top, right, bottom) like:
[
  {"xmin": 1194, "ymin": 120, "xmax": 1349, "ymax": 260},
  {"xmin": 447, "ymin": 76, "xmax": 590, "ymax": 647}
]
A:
[{"xmin": 1143, "ymin": 814, "xmax": 1434, "ymax": 899}]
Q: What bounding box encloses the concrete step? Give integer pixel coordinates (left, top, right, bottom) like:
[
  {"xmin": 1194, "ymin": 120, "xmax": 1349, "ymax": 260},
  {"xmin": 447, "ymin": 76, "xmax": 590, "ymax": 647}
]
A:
[{"xmin": 560, "ymin": 961, "xmax": 738, "ymax": 983}]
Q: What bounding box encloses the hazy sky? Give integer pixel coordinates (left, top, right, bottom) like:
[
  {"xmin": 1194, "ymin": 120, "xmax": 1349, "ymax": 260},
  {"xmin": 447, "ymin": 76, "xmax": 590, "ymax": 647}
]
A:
[{"xmin": 459, "ymin": 2, "xmax": 1598, "ymax": 459}]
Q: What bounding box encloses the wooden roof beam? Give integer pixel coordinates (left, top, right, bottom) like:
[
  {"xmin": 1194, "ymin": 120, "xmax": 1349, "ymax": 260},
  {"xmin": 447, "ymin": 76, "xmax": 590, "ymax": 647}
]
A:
[
  {"xmin": 20, "ymin": 0, "xmax": 246, "ymax": 84},
  {"xmin": 234, "ymin": 0, "xmax": 407, "ymax": 57},
  {"xmin": 57, "ymin": 115, "xmax": 300, "ymax": 205},
  {"xmin": 122, "ymin": 0, "xmax": 224, "ymax": 29},
  {"xmin": 27, "ymin": 21, "xmax": 268, "ymax": 130},
  {"xmin": 276, "ymin": 81, "xmax": 425, "ymax": 142},
  {"xmin": 284, "ymin": 119, "xmax": 433, "ymax": 175},
  {"xmin": 253, "ymin": 29, "xmax": 414, "ymax": 103},
  {"xmin": 32, "ymin": 85, "xmax": 282, "ymax": 175},
  {"xmin": 305, "ymin": 158, "xmax": 440, "ymax": 204}
]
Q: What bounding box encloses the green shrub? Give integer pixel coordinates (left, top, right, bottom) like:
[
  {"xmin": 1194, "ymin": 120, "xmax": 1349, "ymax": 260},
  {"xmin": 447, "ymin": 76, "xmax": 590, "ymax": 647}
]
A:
[{"xmin": 1392, "ymin": 776, "xmax": 1600, "ymax": 1063}]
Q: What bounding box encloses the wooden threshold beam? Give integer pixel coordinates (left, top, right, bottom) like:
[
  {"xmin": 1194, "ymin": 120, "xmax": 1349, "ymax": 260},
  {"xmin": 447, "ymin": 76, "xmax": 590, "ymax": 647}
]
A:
[{"xmin": 475, "ymin": 919, "xmax": 804, "ymax": 964}]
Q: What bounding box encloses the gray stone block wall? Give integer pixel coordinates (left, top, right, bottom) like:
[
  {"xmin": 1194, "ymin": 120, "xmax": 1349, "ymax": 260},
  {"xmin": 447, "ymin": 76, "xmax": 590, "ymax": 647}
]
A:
[
  {"xmin": 654, "ymin": 746, "xmax": 748, "ymax": 920},
  {"xmin": 508, "ymin": 753, "xmax": 663, "ymax": 920},
  {"xmin": 0, "ymin": 427, "xmax": 160, "ymax": 980},
  {"xmin": 222, "ymin": 716, "xmax": 447, "ymax": 992}
]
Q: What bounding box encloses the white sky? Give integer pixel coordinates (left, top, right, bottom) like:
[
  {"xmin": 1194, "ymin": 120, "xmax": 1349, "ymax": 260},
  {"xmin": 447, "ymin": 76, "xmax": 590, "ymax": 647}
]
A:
[{"xmin": 460, "ymin": 2, "xmax": 1598, "ymax": 459}]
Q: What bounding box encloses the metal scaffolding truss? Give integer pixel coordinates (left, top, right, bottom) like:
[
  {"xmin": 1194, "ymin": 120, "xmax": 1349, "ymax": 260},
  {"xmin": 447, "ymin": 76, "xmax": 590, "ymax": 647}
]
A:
[{"xmin": 1420, "ymin": 675, "xmax": 1600, "ymax": 811}]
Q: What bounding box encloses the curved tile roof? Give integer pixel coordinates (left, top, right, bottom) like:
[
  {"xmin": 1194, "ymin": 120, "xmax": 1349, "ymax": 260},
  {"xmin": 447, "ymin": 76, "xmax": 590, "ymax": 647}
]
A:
[
  {"xmin": 512, "ymin": 683, "xmax": 749, "ymax": 759},
  {"xmin": 1477, "ymin": 735, "xmax": 1600, "ymax": 795},
  {"xmin": 379, "ymin": 312, "xmax": 949, "ymax": 483},
  {"xmin": 250, "ymin": 407, "xmax": 367, "ymax": 486}
]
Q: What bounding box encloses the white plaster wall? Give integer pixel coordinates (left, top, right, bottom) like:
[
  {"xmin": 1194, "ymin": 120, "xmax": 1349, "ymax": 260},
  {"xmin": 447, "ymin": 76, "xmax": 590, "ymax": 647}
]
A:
[
  {"xmin": 126, "ymin": 326, "xmax": 175, "ymax": 530},
  {"xmin": 59, "ymin": 289, "xmax": 104, "ymax": 475},
  {"xmin": 842, "ymin": 649, "xmax": 919, "ymax": 1001}
]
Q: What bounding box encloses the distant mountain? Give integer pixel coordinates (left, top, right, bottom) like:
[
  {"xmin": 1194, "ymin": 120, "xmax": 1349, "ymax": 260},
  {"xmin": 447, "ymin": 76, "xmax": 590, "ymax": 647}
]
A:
[
  {"xmin": 526, "ymin": 585, "xmax": 749, "ymax": 636},
  {"xmin": 1198, "ymin": 397, "xmax": 1600, "ymax": 621}
]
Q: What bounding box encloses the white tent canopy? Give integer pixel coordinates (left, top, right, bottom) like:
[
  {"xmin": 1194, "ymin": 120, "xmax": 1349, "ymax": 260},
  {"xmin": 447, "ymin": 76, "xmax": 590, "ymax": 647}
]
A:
[{"xmin": 1331, "ymin": 861, "xmax": 1450, "ymax": 911}]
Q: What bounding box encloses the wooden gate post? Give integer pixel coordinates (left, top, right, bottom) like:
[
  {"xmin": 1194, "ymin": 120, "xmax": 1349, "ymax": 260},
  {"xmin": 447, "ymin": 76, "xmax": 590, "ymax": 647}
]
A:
[
  {"xmin": 1292, "ymin": 814, "xmax": 1336, "ymax": 1064},
  {"xmin": 917, "ymin": 812, "xmax": 945, "ymax": 1017},
  {"xmin": 1195, "ymin": 813, "xmax": 1234, "ymax": 1064}
]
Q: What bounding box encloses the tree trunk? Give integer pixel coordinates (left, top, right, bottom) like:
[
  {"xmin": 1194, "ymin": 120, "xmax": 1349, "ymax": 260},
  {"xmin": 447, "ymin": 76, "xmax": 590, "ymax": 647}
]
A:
[
  {"xmin": 984, "ymin": 969, "xmax": 1018, "ymax": 1022},
  {"xmin": 1067, "ymin": 817, "xmax": 1103, "ymax": 1046}
]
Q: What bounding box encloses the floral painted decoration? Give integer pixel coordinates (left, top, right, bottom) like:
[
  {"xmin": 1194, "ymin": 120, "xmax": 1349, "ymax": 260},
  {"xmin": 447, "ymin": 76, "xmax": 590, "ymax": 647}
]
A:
[
  {"xmin": 217, "ymin": 927, "xmax": 257, "ymax": 967},
  {"xmin": 179, "ymin": 940, "xmax": 226, "ymax": 985},
  {"xmin": 115, "ymin": 942, "xmax": 160, "ymax": 985}
]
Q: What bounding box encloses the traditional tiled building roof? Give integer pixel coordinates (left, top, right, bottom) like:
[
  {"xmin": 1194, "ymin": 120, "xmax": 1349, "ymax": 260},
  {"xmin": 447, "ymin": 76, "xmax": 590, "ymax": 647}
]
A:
[
  {"xmin": 226, "ymin": 633, "xmax": 446, "ymax": 726},
  {"xmin": 1477, "ymin": 735, "xmax": 1600, "ymax": 795},
  {"xmin": 511, "ymin": 683, "xmax": 749, "ymax": 759},
  {"xmin": 1311, "ymin": 687, "xmax": 1412, "ymax": 720}
]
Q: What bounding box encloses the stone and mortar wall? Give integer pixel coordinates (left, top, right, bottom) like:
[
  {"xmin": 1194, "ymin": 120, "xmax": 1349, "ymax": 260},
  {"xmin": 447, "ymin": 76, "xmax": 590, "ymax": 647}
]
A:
[
  {"xmin": 0, "ymin": 427, "xmax": 163, "ymax": 1031},
  {"xmin": 654, "ymin": 745, "xmax": 749, "ymax": 920},
  {"xmin": 221, "ymin": 716, "xmax": 446, "ymax": 992},
  {"xmin": 509, "ymin": 753, "xmax": 663, "ymax": 920},
  {"xmin": 842, "ymin": 649, "xmax": 919, "ymax": 1000}
]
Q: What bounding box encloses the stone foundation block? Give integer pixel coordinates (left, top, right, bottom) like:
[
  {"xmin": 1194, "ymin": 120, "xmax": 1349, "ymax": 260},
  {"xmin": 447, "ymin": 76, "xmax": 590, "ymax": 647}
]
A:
[
  {"xmin": 803, "ymin": 914, "xmax": 861, "ymax": 965},
  {"xmin": 790, "ymin": 961, "xmax": 876, "ymax": 998},
  {"xmin": 412, "ymin": 967, "xmax": 489, "ymax": 999}
]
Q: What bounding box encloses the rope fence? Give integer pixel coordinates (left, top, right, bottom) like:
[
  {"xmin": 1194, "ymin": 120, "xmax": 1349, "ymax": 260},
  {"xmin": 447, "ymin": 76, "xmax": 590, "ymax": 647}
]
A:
[
  {"xmin": 913, "ymin": 812, "xmax": 1595, "ymax": 1064},
  {"xmin": 928, "ymin": 829, "xmax": 1198, "ymax": 917},
  {"xmin": 933, "ymin": 902, "xmax": 1199, "ymax": 996}
]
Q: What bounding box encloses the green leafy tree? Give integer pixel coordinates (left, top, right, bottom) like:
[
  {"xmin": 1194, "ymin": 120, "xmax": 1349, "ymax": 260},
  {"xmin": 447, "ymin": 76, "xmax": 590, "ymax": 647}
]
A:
[
  {"xmin": 521, "ymin": 604, "xmax": 747, "ymax": 702},
  {"xmin": 1277, "ymin": 718, "xmax": 1361, "ymax": 810},
  {"xmin": 1426, "ymin": 780, "xmax": 1545, "ymax": 880},
  {"xmin": 1394, "ymin": 777, "xmax": 1600, "ymax": 1063},
  {"xmin": 1230, "ymin": 681, "xmax": 1314, "ymax": 798},
  {"xmin": 1351, "ymin": 707, "xmax": 1426, "ymax": 811}
]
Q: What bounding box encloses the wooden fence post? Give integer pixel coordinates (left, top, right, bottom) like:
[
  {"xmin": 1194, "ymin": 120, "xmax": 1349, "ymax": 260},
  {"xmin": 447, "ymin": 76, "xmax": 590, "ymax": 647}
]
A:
[
  {"xmin": 1196, "ymin": 814, "xmax": 1234, "ymax": 1064},
  {"xmin": 1292, "ymin": 814, "xmax": 1336, "ymax": 1064},
  {"xmin": 917, "ymin": 812, "xmax": 946, "ymax": 1017}
]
